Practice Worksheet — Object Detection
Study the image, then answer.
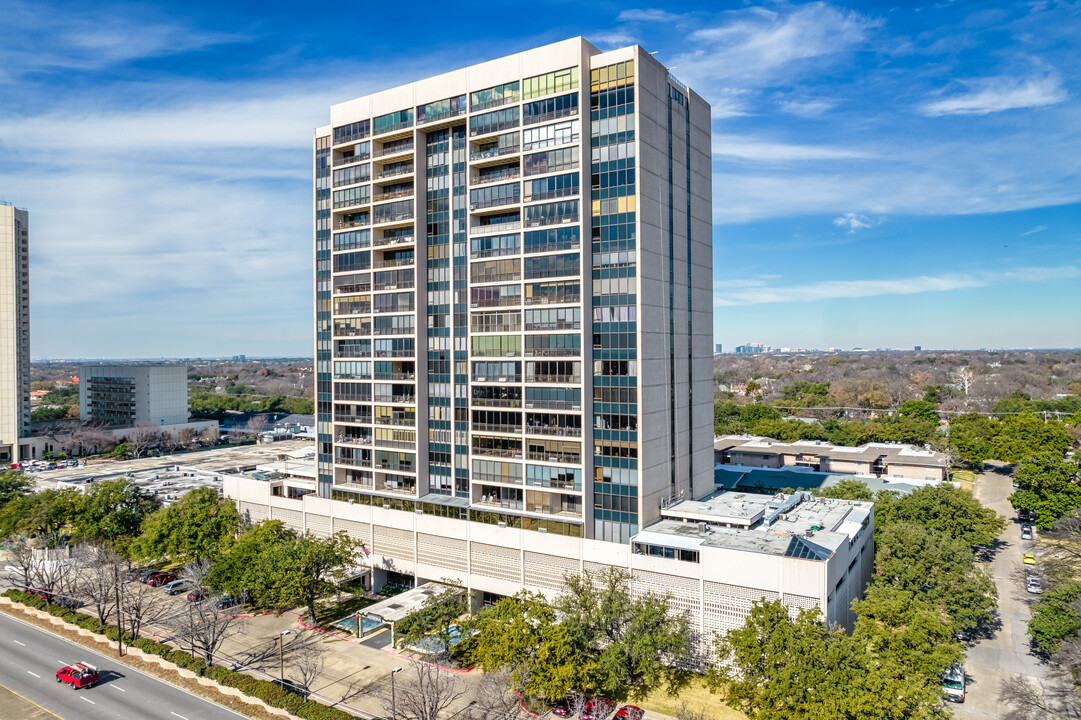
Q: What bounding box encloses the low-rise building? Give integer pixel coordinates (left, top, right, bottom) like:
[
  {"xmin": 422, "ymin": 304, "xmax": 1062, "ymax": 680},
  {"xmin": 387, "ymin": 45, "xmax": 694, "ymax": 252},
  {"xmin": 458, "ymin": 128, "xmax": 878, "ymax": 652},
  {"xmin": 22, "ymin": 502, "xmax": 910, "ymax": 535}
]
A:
[
  {"xmin": 224, "ymin": 469, "xmax": 874, "ymax": 658},
  {"xmin": 79, "ymin": 365, "xmax": 188, "ymax": 427},
  {"xmin": 715, "ymin": 435, "xmax": 948, "ymax": 483}
]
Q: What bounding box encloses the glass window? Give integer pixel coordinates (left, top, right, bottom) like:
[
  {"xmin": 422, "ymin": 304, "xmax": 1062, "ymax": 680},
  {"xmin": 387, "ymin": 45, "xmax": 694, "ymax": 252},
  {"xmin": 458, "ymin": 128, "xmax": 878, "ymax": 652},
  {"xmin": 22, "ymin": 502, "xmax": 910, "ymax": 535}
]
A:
[
  {"xmin": 471, "ymin": 81, "xmax": 520, "ymax": 111},
  {"xmin": 373, "ymin": 109, "xmax": 413, "ymax": 135},
  {"xmin": 523, "ymin": 67, "xmax": 579, "ymax": 100},
  {"xmin": 418, "ymin": 95, "xmax": 466, "ymax": 123},
  {"xmin": 523, "ymin": 120, "xmax": 580, "ymax": 151}
]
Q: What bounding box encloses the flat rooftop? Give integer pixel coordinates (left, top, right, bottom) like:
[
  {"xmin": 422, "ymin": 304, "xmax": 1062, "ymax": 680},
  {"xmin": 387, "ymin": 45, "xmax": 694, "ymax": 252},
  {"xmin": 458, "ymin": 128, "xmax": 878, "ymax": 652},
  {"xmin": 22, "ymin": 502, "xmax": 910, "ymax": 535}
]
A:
[
  {"xmin": 714, "ymin": 465, "xmax": 924, "ymax": 495},
  {"xmin": 715, "ymin": 435, "xmax": 947, "ymax": 467},
  {"xmin": 636, "ymin": 489, "xmax": 872, "ymax": 560}
]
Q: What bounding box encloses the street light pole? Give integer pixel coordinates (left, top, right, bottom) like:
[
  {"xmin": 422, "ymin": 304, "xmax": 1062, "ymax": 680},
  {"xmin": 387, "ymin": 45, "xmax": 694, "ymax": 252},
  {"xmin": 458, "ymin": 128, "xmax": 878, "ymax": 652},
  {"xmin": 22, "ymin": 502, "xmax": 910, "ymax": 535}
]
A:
[
  {"xmin": 390, "ymin": 666, "xmax": 403, "ymax": 719},
  {"xmin": 279, "ymin": 630, "xmax": 291, "ymax": 687}
]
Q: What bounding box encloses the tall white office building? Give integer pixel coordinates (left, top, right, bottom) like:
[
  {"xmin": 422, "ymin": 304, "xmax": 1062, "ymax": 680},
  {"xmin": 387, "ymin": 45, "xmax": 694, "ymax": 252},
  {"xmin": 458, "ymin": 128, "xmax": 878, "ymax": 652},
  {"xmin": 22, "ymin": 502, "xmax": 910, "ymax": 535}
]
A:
[{"xmin": 0, "ymin": 202, "xmax": 30, "ymax": 464}]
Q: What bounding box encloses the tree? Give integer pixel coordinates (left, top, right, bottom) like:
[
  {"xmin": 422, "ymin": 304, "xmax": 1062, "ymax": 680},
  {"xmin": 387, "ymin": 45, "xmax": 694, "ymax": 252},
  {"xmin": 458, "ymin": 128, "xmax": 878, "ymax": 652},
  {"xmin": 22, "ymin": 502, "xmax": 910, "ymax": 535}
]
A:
[
  {"xmin": 5, "ymin": 532, "xmax": 36, "ymax": 591},
  {"xmin": 396, "ymin": 584, "xmax": 469, "ymax": 656},
  {"xmin": 892, "ymin": 483, "xmax": 1005, "ymax": 548},
  {"xmin": 69, "ymin": 478, "xmax": 160, "ymax": 542},
  {"xmin": 816, "ymin": 479, "xmax": 874, "ymax": 501},
  {"xmin": 124, "ymin": 425, "xmax": 160, "ymax": 458},
  {"xmin": 1028, "ymin": 581, "xmax": 1081, "ymax": 654},
  {"xmin": 289, "ymin": 630, "xmax": 328, "ymax": 695},
  {"xmin": 955, "ymin": 367, "xmax": 973, "ymax": 396},
  {"xmin": 200, "ymin": 426, "xmax": 220, "ymax": 446},
  {"xmin": 120, "ymin": 579, "xmax": 169, "ymax": 640},
  {"xmin": 180, "ymin": 594, "xmax": 242, "ymax": 666},
  {"xmin": 133, "ymin": 486, "xmax": 239, "ymax": 564},
  {"xmin": 558, "ymin": 567, "xmax": 689, "ymax": 699},
  {"xmin": 378, "ymin": 660, "xmax": 466, "ymax": 720},
  {"xmin": 0, "ymin": 470, "xmax": 32, "ymax": 506},
  {"xmin": 471, "ymin": 670, "xmax": 527, "ymax": 720},
  {"xmin": 1010, "ymin": 453, "xmax": 1081, "ymax": 529},
  {"xmin": 77, "ymin": 543, "xmax": 124, "ymax": 627},
  {"xmin": 897, "ymin": 399, "xmax": 939, "ymax": 424},
  {"xmin": 177, "ymin": 427, "xmax": 199, "ymax": 451},
  {"xmin": 0, "ymin": 489, "xmax": 79, "ymax": 545}
]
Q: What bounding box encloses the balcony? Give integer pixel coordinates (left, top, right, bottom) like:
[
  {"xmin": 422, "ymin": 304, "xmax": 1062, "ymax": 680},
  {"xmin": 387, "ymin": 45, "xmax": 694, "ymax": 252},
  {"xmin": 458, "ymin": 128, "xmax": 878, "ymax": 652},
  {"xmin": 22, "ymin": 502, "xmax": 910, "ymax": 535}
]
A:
[
  {"xmin": 472, "ymin": 167, "xmax": 520, "ymax": 186},
  {"xmin": 524, "ymin": 401, "xmax": 581, "ymax": 411},
  {"xmin": 469, "ymin": 145, "xmax": 520, "ymax": 162},
  {"xmin": 526, "ymin": 374, "xmax": 580, "ymax": 384},
  {"xmin": 525, "ymin": 426, "xmax": 582, "ymax": 438},
  {"xmin": 470, "ymin": 220, "xmax": 521, "ymax": 236},
  {"xmin": 471, "ymin": 446, "xmax": 523, "ymax": 460},
  {"xmin": 373, "ymin": 348, "xmax": 414, "ymax": 358},
  {"xmin": 334, "ymin": 414, "xmax": 372, "ymax": 424},
  {"xmin": 473, "ymin": 496, "xmax": 523, "ymax": 511},
  {"xmin": 373, "ymin": 141, "xmax": 414, "ymax": 158},
  {"xmin": 374, "ymin": 416, "xmax": 415, "ymax": 427},
  {"xmin": 375, "ymin": 460, "xmax": 415, "ymax": 473},
  {"xmin": 472, "ymin": 398, "xmax": 522, "ymax": 409},
  {"xmin": 373, "ymin": 371, "xmax": 415, "ymax": 381},
  {"xmin": 470, "ymin": 196, "xmax": 520, "ymax": 211},
  {"xmin": 373, "ymin": 212, "xmax": 415, "ymax": 227},
  {"xmin": 377, "ymin": 394, "xmax": 417, "ymax": 404},
  {"xmin": 373, "ymin": 234, "xmax": 415, "ymax": 248},
  {"xmin": 334, "ymin": 455, "xmax": 367, "ymax": 468},
  {"xmin": 335, "ymin": 434, "xmax": 372, "ymax": 447},
  {"xmin": 472, "ymin": 423, "xmax": 523, "ymax": 435},
  {"xmin": 472, "ymin": 375, "xmax": 522, "ymax": 384},
  {"xmin": 333, "ymin": 153, "xmax": 370, "ymax": 167},
  {"xmin": 419, "ymin": 108, "xmax": 467, "ymax": 125},
  {"xmin": 376, "ymin": 165, "xmax": 414, "ymax": 179},
  {"xmin": 527, "ymin": 450, "xmax": 580, "ymax": 464},
  {"xmin": 472, "ymin": 96, "xmax": 519, "ymax": 113},
  {"xmin": 374, "ymin": 120, "xmax": 413, "ymax": 136},
  {"xmin": 373, "ymin": 187, "xmax": 414, "ymax": 202},
  {"xmin": 336, "ymin": 479, "xmax": 375, "ymax": 491},
  {"xmin": 524, "ymin": 348, "xmax": 580, "ymax": 358},
  {"xmin": 337, "ymin": 217, "xmax": 370, "ymax": 230}
]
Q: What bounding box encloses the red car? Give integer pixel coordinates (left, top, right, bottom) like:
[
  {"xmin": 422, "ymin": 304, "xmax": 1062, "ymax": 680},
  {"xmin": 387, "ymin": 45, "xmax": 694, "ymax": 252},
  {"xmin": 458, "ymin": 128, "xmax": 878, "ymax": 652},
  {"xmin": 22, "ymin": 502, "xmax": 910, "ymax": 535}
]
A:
[
  {"xmin": 581, "ymin": 700, "xmax": 614, "ymax": 720},
  {"xmin": 187, "ymin": 590, "xmax": 205, "ymax": 603},
  {"xmin": 56, "ymin": 662, "xmax": 99, "ymax": 689},
  {"xmin": 615, "ymin": 706, "xmax": 644, "ymax": 720},
  {"xmin": 146, "ymin": 573, "xmax": 177, "ymax": 587}
]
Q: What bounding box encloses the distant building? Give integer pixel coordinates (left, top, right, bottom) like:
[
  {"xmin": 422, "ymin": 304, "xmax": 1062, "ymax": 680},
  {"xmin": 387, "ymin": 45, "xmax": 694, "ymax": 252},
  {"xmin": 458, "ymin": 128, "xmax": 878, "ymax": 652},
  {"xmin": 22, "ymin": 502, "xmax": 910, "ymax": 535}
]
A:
[
  {"xmin": 715, "ymin": 436, "xmax": 948, "ymax": 483},
  {"xmin": 735, "ymin": 343, "xmax": 768, "ymax": 354},
  {"xmin": 79, "ymin": 365, "xmax": 189, "ymax": 427},
  {"xmin": 0, "ymin": 202, "xmax": 30, "ymax": 463},
  {"xmin": 914, "ymin": 346, "xmax": 922, "ymax": 352},
  {"xmin": 715, "ymin": 343, "xmax": 723, "ymax": 355}
]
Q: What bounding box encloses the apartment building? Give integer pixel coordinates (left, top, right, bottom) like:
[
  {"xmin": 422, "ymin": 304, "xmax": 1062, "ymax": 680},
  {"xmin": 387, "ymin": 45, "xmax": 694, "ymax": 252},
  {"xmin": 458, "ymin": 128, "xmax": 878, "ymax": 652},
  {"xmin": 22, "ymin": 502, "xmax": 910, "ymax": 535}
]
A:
[
  {"xmin": 79, "ymin": 365, "xmax": 189, "ymax": 427},
  {"xmin": 0, "ymin": 202, "xmax": 30, "ymax": 463},
  {"xmin": 227, "ymin": 37, "xmax": 871, "ymax": 649}
]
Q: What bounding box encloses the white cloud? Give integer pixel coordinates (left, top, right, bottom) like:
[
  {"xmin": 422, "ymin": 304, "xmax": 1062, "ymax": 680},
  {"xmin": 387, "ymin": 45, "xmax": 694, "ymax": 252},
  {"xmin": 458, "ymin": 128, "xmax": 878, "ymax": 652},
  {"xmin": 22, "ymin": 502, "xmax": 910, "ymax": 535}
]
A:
[
  {"xmin": 920, "ymin": 74, "xmax": 1067, "ymax": 116},
  {"xmin": 832, "ymin": 213, "xmax": 872, "ymax": 232},
  {"xmin": 713, "ymin": 134, "xmax": 873, "ymax": 161},
  {"xmin": 617, "ymin": 9, "xmax": 685, "ymax": 23},
  {"xmin": 1021, "ymin": 225, "xmax": 1048, "ymax": 236},
  {"xmin": 713, "ymin": 265, "xmax": 1077, "ymax": 307},
  {"xmin": 777, "ymin": 97, "xmax": 838, "ymax": 118}
]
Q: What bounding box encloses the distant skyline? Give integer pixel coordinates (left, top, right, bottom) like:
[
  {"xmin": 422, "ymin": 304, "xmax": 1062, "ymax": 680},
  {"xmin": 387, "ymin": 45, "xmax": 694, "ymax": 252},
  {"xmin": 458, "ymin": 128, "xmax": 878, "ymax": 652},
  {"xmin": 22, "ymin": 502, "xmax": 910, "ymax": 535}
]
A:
[{"xmin": 1, "ymin": 0, "xmax": 1078, "ymax": 358}]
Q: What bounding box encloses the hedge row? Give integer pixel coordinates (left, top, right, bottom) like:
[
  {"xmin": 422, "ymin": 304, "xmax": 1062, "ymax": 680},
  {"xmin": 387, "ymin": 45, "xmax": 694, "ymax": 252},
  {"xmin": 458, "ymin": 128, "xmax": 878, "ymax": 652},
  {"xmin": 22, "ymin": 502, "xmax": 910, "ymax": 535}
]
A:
[{"xmin": 1, "ymin": 590, "xmax": 353, "ymax": 720}]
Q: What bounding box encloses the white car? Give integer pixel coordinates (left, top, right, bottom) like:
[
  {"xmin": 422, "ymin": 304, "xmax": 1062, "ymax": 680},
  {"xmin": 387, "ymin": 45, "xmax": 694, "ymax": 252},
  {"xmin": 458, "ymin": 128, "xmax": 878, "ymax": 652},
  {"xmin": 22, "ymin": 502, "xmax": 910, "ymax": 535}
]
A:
[
  {"xmin": 942, "ymin": 664, "xmax": 965, "ymax": 703},
  {"xmin": 1027, "ymin": 576, "xmax": 1043, "ymax": 594}
]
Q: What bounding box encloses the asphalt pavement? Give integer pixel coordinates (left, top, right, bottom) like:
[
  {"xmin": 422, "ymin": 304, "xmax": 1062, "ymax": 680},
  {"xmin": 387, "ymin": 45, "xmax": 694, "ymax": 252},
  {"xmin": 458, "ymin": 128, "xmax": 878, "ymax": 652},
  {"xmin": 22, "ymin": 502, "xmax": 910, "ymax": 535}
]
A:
[{"xmin": 0, "ymin": 612, "xmax": 248, "ymax": 720}]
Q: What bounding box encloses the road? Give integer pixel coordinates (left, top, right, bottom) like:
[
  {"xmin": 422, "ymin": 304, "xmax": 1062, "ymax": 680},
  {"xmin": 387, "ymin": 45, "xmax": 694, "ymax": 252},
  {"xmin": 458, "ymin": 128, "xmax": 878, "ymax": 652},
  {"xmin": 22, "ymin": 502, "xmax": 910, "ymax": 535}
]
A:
[
  {"xmin": 955, "ymin": 464, "xmax": 1074, "ymax": 717},
  {"xmin": 0, "ymin": 612, "xmax": 248, "ymax": 720}
]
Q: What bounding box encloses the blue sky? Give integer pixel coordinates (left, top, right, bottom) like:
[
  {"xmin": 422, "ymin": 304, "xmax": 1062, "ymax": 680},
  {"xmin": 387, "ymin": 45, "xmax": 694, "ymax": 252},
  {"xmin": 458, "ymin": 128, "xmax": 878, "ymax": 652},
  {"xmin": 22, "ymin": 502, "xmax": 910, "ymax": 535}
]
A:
[{"xmin": 0, "ymin": 0, "xmax": 1078, "ymax": 358}]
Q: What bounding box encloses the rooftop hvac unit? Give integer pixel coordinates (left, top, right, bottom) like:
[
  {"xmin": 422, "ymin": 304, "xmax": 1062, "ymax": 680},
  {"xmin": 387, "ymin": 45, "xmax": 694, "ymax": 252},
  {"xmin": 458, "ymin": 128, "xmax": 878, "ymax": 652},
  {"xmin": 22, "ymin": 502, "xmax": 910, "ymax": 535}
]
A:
[{"xmin": 698, "ymin": 522, "xmax": 708, "ymax": 534}]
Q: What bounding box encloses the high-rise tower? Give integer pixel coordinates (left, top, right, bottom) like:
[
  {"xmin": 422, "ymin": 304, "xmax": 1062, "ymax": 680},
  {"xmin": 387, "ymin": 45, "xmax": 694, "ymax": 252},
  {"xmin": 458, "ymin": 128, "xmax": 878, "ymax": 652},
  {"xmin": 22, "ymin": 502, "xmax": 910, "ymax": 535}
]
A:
[
  {"xmin": 314, "ymin": 38, "xmax": 712, "ymax": 545},
  {"xmin": 0, "ymin": 202, "xmax": 30, "ymax": 463}
]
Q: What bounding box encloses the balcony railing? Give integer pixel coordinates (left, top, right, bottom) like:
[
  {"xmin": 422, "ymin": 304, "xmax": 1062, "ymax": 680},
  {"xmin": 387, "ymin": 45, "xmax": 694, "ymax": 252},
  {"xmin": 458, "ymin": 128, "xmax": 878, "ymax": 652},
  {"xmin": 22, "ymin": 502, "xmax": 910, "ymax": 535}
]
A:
[
  {"xmin": 374, "ymin": 120, "xmax": 412, "ymax": 135},
  {"xmin": 334, "ymin": 414, "xmax": 372, "ymax": 424},
  {"xmin": 376, "ymin": 165, "xmax": 414, "ymax": 179},
  {"xmin": 373, "ymin": 304, "xmax": 414, "ymax": 314},
  {"xmin": 373, "ymin": 348, "xmax": 414, "ymax": 358},
  {"xmin": 472, "ymin": 423, "xmax": 523, "ymax": 434},
  {"xmin": 523, "ymin": 106, "xmax": 578, "ymax": 126},
  {"xmin": 419, "ymin": 108, "xmax": 467, "ymax": 125},
  {"xmin": 527, "ymin": 479, "xmax": 582, "ymax": 492},
  {"xmin": 337, "ymin": 218, "xmax": 370, "ymax": 229},
  {"xmin": 473, "ymin": 497, "xmax": 523, "ymax": 511},
  {"xmin": 524, "ymin": 348, "xmax": 580, "ymax": 358},
  {"xmin": 523, "ymin": 400, "xmax": 581, "ymax": 411},
  {"xmin": 469, "ymin": 145, "xmax": 520, "ymax": 161},
  {"xmin": 373, "ymin": 142, "xmax": 414, "ymax": 158},
  {"xmin": 375, "ymin": 438, "xmax": 415, "ymax": 450},
  {"xmin": 373, "ymin": 280, "xmax": 415, "ymax": 291},
  {"xmin": 525, "ymin": 426, "xmax": 582, "ymax": 437},
  {"xmin": 470, "ymin": 220, "xmax": 520, "ymax": 236},
  {"xmin": 374, "ymin": 257, "xmax": 414, "ymax": 269},
  {"xmin": 470, "ymin": 196, "xmax": 520, "ymax": 211},
  {"xmin": 374, "ymin": 188, "xmax": 414, "ymax": 202},
  {"xmin": 374, "ymin": 416, "xmax": 415, "ymax": 427},
  {"xmin": 334, "ymin": 456, "xmax": 367, "ymax": 468},
  {"xmin": 375, "ymin": 460, "xmax": 415, "ymax": 472},
  {"xmin": 472, "ymin": 398, "xmax": 522, "ymax": 408},
  {"xmin": 373, "ymin": 372, "xmax": 415, "ymax": 381},
  {"xmin": 526, "ymin": 374, "xmax": 580, "ymax": 384},
  {"xmin": 336, "ymin": 479, "xmax": 374, "ymax": 491},
  {"xmin": 335, "ymin": 435, "xmax": 372, "ymax": 446},
  {"xmin": 471, "ymin": 272, "xmax": 521, "ymax": 284},
  {"xmin": 377, "ymin": 394, "xmax": 416, "ymax": 404},
  {"xmin": 472, "ymin": 96, "xmax": 519, "ymax": 113},
  {"xmin": 472, "ymin": 168, "xmax": 520, "ymax": 185},
  {"xmin": 373, "ymin": 234, "xmax": 415, "ymax": 247},
  {"xmin": 526, "ymin": 450, "xmax": 580, "ymax": 464},
  {"xmin": 373, "ymin": 212, "xmax": 414, "ymax": 226},
  {"xmin": 333, "ymin": 153, "xmax": 370, "ymax": 167}
]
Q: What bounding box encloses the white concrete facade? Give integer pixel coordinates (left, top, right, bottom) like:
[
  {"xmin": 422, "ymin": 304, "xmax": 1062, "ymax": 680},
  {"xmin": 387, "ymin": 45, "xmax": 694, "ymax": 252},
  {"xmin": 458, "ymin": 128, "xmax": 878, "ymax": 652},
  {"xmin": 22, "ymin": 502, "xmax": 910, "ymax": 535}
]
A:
[
  {"xmin": 0, "ymin": 203, "xmax": 30, "ymax": 463},
  {"xmin": 79, "ymin": 365, "xmax": 190, "ymax": 427}
]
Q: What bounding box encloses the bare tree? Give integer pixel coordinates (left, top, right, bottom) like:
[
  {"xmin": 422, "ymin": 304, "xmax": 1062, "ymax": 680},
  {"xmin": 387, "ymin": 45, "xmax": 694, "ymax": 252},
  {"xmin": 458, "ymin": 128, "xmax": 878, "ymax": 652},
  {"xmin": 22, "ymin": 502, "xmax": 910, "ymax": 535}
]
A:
[
  {"xmin": 181, "ymin": 558, "xmax": 214, "ymax": 592},
  {"xmin": 377, "ymin": 660, "xmax": 467, "ymax": 720},
  {"xmin": 179, "ymin": 596, "xmax": 243, "ymax": 666},
  {"xmin": 76, "ymin": 543, "xmax": 124, "ymax": 626},
  {"xmin": 675, "ymin": 701, "xmax": 714, "ymax": 720},
  {"xmin": 120, "ymin": 581, "xmax": 170, "ymax": 640},
  {"xmin": 6, "ymin": 532, "xmax": 37, "ymax": 591},
  {"xmin": 200, "ymin": 426, "xmax": 220, "ymax": 447},
  {"xmin": 177, "ymin": 427, "xmax": 199, "ymax": 451},
  {"xmin": 124, "ymin": 425, "xmax": 159, "ymax": 458},
  {"xmin": 999, "ymin": 672, "xmax": 1081, "ymax": 720},
  {"xmin": 469, "ymin": 670, "xmax": 526, "ymax": 720},
  {"xmin": 247, "ymin": 414, "xmax": 270, "ymax": 436},
  {"xmin": 289, "ymin": 630, "xmax": 328, "ymax": 695},
  {"xmin": 955, "ymin": 367, "xmax": 973, "ymax": 396}
]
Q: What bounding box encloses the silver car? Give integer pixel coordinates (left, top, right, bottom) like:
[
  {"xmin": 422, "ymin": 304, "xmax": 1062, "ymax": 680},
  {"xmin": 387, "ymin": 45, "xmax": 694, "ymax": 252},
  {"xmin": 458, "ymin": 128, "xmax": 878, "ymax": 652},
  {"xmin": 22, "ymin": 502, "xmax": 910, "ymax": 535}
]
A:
[{"xmin": 1026, "ymin": 576, "xmax": 1043, "ymax": 594}]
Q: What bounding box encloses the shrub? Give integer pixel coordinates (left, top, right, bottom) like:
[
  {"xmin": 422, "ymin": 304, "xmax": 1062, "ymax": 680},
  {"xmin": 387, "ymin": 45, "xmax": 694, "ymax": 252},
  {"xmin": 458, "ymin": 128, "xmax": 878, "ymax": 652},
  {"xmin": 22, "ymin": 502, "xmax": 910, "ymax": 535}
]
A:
[
  {"xmin": 205, "ymin": 665, "xmax": 232, "ymax": 683},
  {"xmin": 296, "ymin": 700, "xmax": 355, "ymax": 720}
]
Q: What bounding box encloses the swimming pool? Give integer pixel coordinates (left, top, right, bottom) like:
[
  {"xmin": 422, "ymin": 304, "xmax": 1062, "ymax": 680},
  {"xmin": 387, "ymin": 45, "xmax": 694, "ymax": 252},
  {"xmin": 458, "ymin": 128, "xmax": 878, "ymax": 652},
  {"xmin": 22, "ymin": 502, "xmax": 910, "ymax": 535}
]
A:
[{"xmin": 406, "ymin": 624, "xmax": 476, "ymax": 654}]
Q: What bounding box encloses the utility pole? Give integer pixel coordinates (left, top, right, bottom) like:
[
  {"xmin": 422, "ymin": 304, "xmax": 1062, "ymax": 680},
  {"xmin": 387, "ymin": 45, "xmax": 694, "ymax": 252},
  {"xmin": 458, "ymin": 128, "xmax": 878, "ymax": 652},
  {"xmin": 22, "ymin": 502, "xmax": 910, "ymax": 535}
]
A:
[
  {"xmin": 279, "ymin": 630, "xmax": 291, "ymax": 687},
  {"xmin": 390, "ymin": 666, "xmax": 402, "ymax": 719},
  {"xmin": 115, "ymin": 569, "xmax": 123, "ymax": 657}
]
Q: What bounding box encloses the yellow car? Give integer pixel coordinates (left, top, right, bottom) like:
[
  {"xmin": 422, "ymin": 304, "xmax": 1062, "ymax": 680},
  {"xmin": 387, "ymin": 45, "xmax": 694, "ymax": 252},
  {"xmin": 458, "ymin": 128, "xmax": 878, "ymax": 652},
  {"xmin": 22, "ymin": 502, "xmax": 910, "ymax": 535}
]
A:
[{"xmin": 1023, "ymin": 553, "xmax": 1037, "ymax": 565}]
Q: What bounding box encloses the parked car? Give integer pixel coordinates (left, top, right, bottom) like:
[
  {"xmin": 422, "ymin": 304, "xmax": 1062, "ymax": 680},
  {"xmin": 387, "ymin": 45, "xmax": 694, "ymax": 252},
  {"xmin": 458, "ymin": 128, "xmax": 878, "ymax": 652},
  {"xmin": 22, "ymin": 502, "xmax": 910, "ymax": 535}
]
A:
[
  {"xmin": 1018, "ymin": 509, "xmax": 1035, "ymax": 522},
  {"xmin": 162, "ymin": 579, "xmax": 190, "ymax": 595},
  {"xmin": 615, "ymin": 706, "xmax": 644, "ymax": 720},
  {"xmin": 56, "ymin": 662, "xmax": 99, "ymax": 690},
  {"xmin": 1021, "ymin": 524, "xmax": 1034, "ymax": 540},
  {"xmin": 942, "ymin": 664, "xmax": 965, "ymax": 703},
  {"xmin": 1027, "ymin": 576, "xmax": 1043, "ymax": 594},
  {"xmin": 1023, "ymin": 553, "xmax": 1037, "ymax": 565},
  {"xmin": 147, "ymin": 573, "xmax": 177, "ymax": 587},
  {"xmin": 581, "ymin": 699, "xmax": 614, "ymax": 720},
  {"xmin": 215, "ymin": 593, "xmax": 248, "ymax": 610},
  {"xmin": 187, "ymin": 590, "xmax": 206, "ymax": 603},
  {"xmin": 143, "ymin": 571, "xmax": 169, "ymax": 585}
]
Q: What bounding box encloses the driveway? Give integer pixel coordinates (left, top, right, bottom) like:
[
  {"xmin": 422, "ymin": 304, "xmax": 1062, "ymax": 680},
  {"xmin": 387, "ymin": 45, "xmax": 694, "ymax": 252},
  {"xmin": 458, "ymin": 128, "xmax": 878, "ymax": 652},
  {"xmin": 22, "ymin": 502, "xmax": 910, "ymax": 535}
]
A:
[{"xmin": 956, "ymin": 465, "xmax": 1074, "ymax": 717}]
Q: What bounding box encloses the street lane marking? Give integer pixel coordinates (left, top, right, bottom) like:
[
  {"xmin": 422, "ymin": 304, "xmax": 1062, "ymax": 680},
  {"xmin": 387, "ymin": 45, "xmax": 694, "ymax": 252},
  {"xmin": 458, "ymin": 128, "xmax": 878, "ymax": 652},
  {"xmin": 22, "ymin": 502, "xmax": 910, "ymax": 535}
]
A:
[
  {"xmin": 12, "ymin": 640, "xmax": 25, "ymax": 646},
  {"xmin": 80, "ymin": 696, "xmax": 96, "ymax": 704},
  {"xmin": 0, "ymin": 679, "xmax": 63, "ymax": 719},
  {"xmin": 171, "ymin": 713, "xmax": 190, "ymax": 720},
  {"xmin": 112, "ymin": 685, "xmax": 126, "ymax": 691},
  {"xmin": 26, "ymin": 671, "xmax": 39, "ymax": 678}
]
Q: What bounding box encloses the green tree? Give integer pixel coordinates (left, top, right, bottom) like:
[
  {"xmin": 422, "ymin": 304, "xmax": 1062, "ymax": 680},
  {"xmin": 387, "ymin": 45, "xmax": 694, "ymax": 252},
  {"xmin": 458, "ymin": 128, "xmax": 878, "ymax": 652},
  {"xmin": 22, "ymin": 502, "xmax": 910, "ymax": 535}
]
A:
[
  {"xmin": 816, "ymin": 479, "xmax": 874, "ymax": 502},
  {"xmin": 0, "ymin": 488, "xmax": 78, "ymax": 543},
  {"xmin": 396, "ymin": 584, "xmax": 469, "ymax": 654},
  {"xmin": 558, "ymin": 567, "xmax": 688, "ymax": 699},
  {"xmin": 738, "ymin": 403, "xmax": 781, "ymax": 428},
  {"xmin": 948, "ymin": 413, "xmax": 994, "ymax": 464},
  {"xmin": 1010, "ymin": 453, "xmax": 1081, "ymax": 529},
  {"xmin": 892, "ymin": 483, "xmax": 1005, "ymax": 548},
  {"xmin": 69, "ymin": 478, "xmax": 161, "ymax": 542},
  {"xmin": 206, "ymin": 519, "xmax": 294, "ymax": 601},
  {"xmin": 780, "ymin": 381, "xmax": 831, "ymax": 407},
  {"xmin": 1028, "ymin": 581, "xmax": 1081, "ymax": 654},
  {"xmin": 133, "ymin": 486, "xmax": 239, "ymax": 563},
  {"xmin": 0, "ymin": 470, "xmax": 32, "ymax": 506},
  {"xmin": 898, "ymin": 399, "xmax": 939, "ymax": 424},
  {"xmin": 990, "ymin": 414, "xmax": 1071, "ymax": 463},
  {"xmin": 993, "ymin": 390, "xmax": 1034, "ymax": 417}
]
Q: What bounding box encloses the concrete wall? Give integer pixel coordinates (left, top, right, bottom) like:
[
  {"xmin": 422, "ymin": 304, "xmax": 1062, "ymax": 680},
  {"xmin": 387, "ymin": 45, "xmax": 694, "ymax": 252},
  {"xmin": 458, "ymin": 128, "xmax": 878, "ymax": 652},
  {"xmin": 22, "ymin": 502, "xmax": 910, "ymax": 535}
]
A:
[{"xmin": 0, "ymin": 205, "xmax": 30, "ymax": 462}]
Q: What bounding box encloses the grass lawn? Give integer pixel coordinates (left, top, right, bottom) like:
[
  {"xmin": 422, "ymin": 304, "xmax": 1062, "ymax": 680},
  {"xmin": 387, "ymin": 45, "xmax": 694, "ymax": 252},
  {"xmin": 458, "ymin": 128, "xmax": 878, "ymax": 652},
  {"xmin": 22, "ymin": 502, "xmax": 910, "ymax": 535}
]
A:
[
  {"xmin": 314, "ymin": 592, "xmax": 375, "ymax": 628},
  {"xmin": 638, "ymin": 676, "xmax": 743, "ymax": 719}
]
